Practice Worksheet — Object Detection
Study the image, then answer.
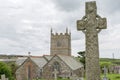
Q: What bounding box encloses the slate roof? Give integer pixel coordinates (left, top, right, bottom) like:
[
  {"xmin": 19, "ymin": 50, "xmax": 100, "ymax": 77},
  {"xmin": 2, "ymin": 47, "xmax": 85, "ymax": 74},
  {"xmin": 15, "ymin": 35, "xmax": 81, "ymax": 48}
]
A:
[
  {"xmin": 16, "ymin": 57, "xmax": 27, "ymax": 65},
  {"xmin": 16, "ymin": 55, "xmax": 83, "ymax": 70},
  {"xmin": 58, "ymin": 55, "xmax": 83, "ymax": 70},
  {"xmin": 43, "ymin": 55, "xmax": 53, "ymax": 61},
  {"xmin": 31, "ymin": 57, "xmax": 47, "ymax": 68},
  {"xmin": 16, "ymin": 57, "xmax": 47, "ymax": 68}
]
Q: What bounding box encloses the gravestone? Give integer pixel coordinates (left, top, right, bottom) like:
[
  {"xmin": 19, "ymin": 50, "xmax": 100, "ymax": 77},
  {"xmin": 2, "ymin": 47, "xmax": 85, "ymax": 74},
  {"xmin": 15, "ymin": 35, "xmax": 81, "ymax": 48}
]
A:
[
  {"xmin": 102, "ymin": 66, "xmax": 108, "ymax": 80},
  {"xmin": 119, "ymin": 68, "xmax": 120, "ymax": 74},
  {"xmin": 102, "ymin": 66, "xmax": 107, "ymax": 76},
  {"xmin": 0, "ymin": 74, "xmax": 8, "ymax": 80},
  {"xmin": 77, "ymin": 1, "xmax": 107, "ymax": 80},
  {"xmin": 53, "ymin": 69, "xmax": 58, "ymax": 80}
]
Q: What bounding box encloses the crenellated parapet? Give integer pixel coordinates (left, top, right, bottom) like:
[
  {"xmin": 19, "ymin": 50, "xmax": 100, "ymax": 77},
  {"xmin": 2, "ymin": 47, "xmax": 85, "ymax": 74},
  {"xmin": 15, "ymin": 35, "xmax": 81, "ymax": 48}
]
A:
[
  {"xmin": 51, "ymin": 28, "xmax": 71, "ymax": 39},
  {"xmin": 50, "ymin": 28, "xmax": 71, "ymax": 56}
]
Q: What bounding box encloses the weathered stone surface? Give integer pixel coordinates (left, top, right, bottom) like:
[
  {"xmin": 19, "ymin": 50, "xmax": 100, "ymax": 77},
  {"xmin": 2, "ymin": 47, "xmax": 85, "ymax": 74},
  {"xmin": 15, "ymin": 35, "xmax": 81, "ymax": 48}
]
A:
[
  {"xmin": 15, "ymin": 30, "xmax": 84, "ymax": 80},
  {"xmin": 42, "ymin": 55, "xmax": 84, "ymax": 80},
  {"xmin": 77, "ymin": 1, "xmax": 107, "ymax": 80},
  {"xmin": 53, "ymin": 69, "xmax": 58, "ymax": 80},
  {"xmin": 15, "ymin": 57, "xmax": 40, "ymax": 80},
  {"xmin": 50, "ymin": 29, "xmax": 71, "ymax": 56},
  {"xmin": 0, "ymin": 74, "xmax": 8, "ymax": 80},
  {"xmin": 1, "ymin": 75, "xmax": 6, "ymax": 80}
]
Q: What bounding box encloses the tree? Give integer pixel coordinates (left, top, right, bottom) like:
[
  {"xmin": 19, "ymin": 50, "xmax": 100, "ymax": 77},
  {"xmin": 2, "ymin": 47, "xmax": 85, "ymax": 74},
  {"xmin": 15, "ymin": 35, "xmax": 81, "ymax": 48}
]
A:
[
  {"xmin": 77, "ymin": 51, "xmax": 85, "ymax": 68},
  {"xmin": 6, "ymin": 62, "xmax": 18, "ymax": 78},
  {"xmin": 0, "ymin": 62, "xmax": 13, "ymax": 80}
]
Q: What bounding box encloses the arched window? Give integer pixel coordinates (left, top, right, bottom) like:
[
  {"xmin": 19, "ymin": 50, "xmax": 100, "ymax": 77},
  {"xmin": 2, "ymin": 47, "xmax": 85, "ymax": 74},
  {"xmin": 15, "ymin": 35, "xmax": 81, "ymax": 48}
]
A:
[{"xmin": 53, "ymin": 62, "xmax": 60, "ymax": 72}]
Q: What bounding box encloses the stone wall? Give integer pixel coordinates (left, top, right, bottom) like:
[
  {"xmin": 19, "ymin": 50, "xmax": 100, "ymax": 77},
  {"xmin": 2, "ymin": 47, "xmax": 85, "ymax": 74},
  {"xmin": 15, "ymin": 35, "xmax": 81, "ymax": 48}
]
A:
[
  {"xmin": 16, "ymin": 58, "xmax": 39, "ymax": 80},
  {"xmin": 50, "ymin": 31, "xmax": 71, "ymax": 56},
  {"xmin": 73, "ymin": 67, "xmax": 84, "ymax": 77},
  {"xmin": 42, "ymin": 56, "xmax": 72, "ymax": 80}
]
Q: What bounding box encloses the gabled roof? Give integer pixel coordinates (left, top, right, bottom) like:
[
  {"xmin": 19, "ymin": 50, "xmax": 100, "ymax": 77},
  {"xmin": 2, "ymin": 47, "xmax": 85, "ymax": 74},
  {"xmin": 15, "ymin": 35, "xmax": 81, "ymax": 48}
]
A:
[
  {"xmin": 16, "ymin": 57, "xmax": 47, "ymax": 68},
  {"xmin": 31, "ymin": 57, "xmax": 47, "ymax": 68},
  {"xmin": 16, "ymin": 55, "xmax": 83, "ymax": 70},
  {"xmin": 57, "ymin": 55, "xmax": 83, "ymax": 70},
  {"xmin": 16, "ymin": 57, "xmax": 27, "ymax": 66},
  {"xmin": 43, "ymin": 55, "xmax": 53, "ymax": 61}
]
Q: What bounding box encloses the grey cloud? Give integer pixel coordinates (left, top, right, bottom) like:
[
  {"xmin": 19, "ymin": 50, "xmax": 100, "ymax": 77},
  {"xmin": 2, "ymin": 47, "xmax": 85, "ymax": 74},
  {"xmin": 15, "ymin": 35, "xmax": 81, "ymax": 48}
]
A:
[
  {"xmin": 102, "ymin": 0, "xmax": 120, "ymax": 13},
  {"xmin": 0, "ymin": 0, "xmax": 119, "ymax": 58},
  {"xmin": 53, "ymin": 0, "xmax": 81, "ymax": 12}
]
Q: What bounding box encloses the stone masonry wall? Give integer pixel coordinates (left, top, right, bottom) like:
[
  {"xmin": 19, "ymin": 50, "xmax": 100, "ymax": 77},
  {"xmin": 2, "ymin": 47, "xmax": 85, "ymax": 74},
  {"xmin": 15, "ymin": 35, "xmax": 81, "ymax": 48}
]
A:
[
  {"xmin": 16, "ymin": 58, "xmax": 39, "ymax": 80},
  {"xmin": 43, "ymin": 56, "xmax": 72, "ymax": 80}
]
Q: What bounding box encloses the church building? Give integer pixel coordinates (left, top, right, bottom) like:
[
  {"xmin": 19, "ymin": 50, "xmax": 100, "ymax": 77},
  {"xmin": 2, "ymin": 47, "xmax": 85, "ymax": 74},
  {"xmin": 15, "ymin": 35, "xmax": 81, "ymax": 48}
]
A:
[{"xmin": 15, "ymin": 29, "xmax": 84, "ymax": 80}]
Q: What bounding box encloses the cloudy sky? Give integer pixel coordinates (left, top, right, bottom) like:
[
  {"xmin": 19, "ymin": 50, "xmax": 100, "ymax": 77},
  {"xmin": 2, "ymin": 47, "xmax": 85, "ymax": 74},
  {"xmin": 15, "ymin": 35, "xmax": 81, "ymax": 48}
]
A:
[{"xmin": 0, "ymin": 0, "xmax": 120, "ymax": 59}]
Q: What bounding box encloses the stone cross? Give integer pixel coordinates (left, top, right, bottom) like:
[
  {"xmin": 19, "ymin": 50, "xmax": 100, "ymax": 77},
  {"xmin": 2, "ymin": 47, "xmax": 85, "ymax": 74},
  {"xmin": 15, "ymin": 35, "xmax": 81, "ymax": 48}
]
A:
[
  {"xmin": 53, "ymin": 69, "xmax": 58, "ymax": 80},
  {"xmin": 77, "ymin": 1, "xmax": 107, "ymax": 80}
]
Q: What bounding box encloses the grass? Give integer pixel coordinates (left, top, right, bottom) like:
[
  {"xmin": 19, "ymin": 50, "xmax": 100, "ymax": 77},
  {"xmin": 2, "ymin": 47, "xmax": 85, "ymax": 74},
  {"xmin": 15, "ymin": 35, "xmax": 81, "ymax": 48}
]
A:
[
  {"xmin": 58, "ymin": 78, "xmax": 70, "ymax": 80},
  {"xmin": 81, "ymin": 74, "xmax": 120, "ymax": 80},
  {"xmin": 34, "ymin": 74, "xmax": 120, "ymax": 80},
  {"xmin": 33, "ymin": 78, "xmax": 70, "ymax": 80},
  {"xmin": 100, "ymin": 58, "xmax": 120, "ymax": 65},
  {"xmin": 101, "ymin": 74, "xmax": 120, "ymax": 80}
]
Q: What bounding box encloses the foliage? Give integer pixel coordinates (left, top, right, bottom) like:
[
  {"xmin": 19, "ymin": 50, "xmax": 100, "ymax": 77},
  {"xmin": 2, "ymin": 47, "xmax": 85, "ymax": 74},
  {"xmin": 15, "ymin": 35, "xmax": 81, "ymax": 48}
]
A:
[
  {"xmin": 100, "ymin": 62, "xmax": 113, "ymax": 68},
  {"xmin": 0, "ymin": 62, "xmax": 13, "ymax": 80},
  {"xmin": 100, "ymin": 58, "xmax": 120, "ymax": 65},
  {"xmin": 6, "ymin": 62, "xmax": 18, "ymax": 78},
  {"xmin": 100, "ymin": 58, "xmax": 119, "ymax": 74},
  {"xmin": 77, "ymin": 51, "xmax": 85, "ymax": 68}
]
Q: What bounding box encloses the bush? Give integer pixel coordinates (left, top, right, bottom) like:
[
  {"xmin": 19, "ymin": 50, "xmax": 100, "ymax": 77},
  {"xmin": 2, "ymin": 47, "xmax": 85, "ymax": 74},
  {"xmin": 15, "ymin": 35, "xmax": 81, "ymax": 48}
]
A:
[{"xmin": 0, "ymin": 62, "xmax": 13, "ymax": 80}]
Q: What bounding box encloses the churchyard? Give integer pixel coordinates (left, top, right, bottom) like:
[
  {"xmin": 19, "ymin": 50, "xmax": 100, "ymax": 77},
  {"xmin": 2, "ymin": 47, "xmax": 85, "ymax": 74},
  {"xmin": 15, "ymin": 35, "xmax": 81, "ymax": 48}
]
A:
[
  {"xmin": 0, "ymin": 1, "xmax": 120, "ymax": 80},
  {"xmin": 0, "ymin": 58, "xmax": 119, "ymax": 80}
]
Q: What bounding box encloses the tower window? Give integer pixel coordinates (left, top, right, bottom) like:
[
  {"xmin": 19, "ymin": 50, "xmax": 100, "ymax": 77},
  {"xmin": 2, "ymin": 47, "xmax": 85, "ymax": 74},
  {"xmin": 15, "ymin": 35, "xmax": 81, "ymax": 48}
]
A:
[{"xmin": 57, "ymin": 41, "xmax": 61, "ymax": 47}]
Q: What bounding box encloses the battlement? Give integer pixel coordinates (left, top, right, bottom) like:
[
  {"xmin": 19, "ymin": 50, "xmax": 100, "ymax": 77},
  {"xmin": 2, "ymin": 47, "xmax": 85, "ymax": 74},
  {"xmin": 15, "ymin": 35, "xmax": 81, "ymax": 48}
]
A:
[{"xmin": 51, "ymin": 28, "xmax": 71, "ymax": 37}]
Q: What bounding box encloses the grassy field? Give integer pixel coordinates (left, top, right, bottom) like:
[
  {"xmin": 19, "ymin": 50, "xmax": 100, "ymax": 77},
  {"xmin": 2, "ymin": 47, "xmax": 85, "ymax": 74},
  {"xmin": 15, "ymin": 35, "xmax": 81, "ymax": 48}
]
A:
[
  {"xmin": 101, "ymin": 74, "xmax": 120, "ymax": 80},
  {"xmin": 33, "ymin": 78, "xmax": 70, "ymax": 80},
  {"xmin": 34, "ymin": 74, "xmax": 120, "ymax": 80},
  {"xmin": 84, "ymin": 74, "xmax": 120, "ymax": 80},
  {"xmin": 100, "ymin": 58, "xmax": 120, "ymax": 65}
]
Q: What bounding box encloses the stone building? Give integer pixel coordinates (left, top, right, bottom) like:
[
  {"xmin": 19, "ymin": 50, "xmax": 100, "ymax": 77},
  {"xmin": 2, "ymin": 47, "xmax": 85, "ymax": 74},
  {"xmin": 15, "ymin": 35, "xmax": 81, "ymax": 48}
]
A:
[
  {"xmin": 15, "ymin": 29, "xmax": 84, "ymax": 80},
  {"xmin": 50, "ymin": 28, "xmax": 71, "ymax": 56}
]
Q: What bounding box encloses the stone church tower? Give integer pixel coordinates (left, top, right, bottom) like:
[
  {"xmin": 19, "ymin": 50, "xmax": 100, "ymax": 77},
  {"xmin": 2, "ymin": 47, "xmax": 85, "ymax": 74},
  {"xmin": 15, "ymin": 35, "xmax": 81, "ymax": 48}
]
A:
[{"xmin": 50, "ymin": 28, "xmax": 71, "ymax": 56}]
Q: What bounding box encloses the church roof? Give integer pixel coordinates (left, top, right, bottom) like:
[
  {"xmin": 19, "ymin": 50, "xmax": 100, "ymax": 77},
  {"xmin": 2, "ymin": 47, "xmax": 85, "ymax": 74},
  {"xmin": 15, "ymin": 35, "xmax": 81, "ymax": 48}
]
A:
[
  {"xmin": 31, "ymin": 57, "xmax": 47, "ymax": 68},
  {"xmin": 57, "ymin": 55, "xmax": 83, "ymax": 70},
  {"xmin": 43, "ymin": 55, "xmax": 53, "ymax": 61},
  {"xmin": 16, "ymin": 57, "xmax": 47, "ymax": 68},
  {"xmin": 16, "ymin": 57, "xmax": 27, "ymax": 66},
  {"xmin": 16, "ymin": 55, "xmax": 83, "ymax": 70}
]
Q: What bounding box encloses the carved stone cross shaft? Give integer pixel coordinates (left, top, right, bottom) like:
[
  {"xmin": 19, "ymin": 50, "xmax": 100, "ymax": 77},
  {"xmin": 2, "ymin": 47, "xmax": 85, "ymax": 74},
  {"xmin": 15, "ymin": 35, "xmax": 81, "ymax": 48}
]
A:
[
  {"xmin": 77, "ymin": 1, "xmax": 107, "ymax": 80},
  {"xmin": 53, "ymin": 69, "xmax": 58, "ymax": 80},
  {"xmin": 102, "ymin": 66, "xmax": 107, "ymax": 77}
]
